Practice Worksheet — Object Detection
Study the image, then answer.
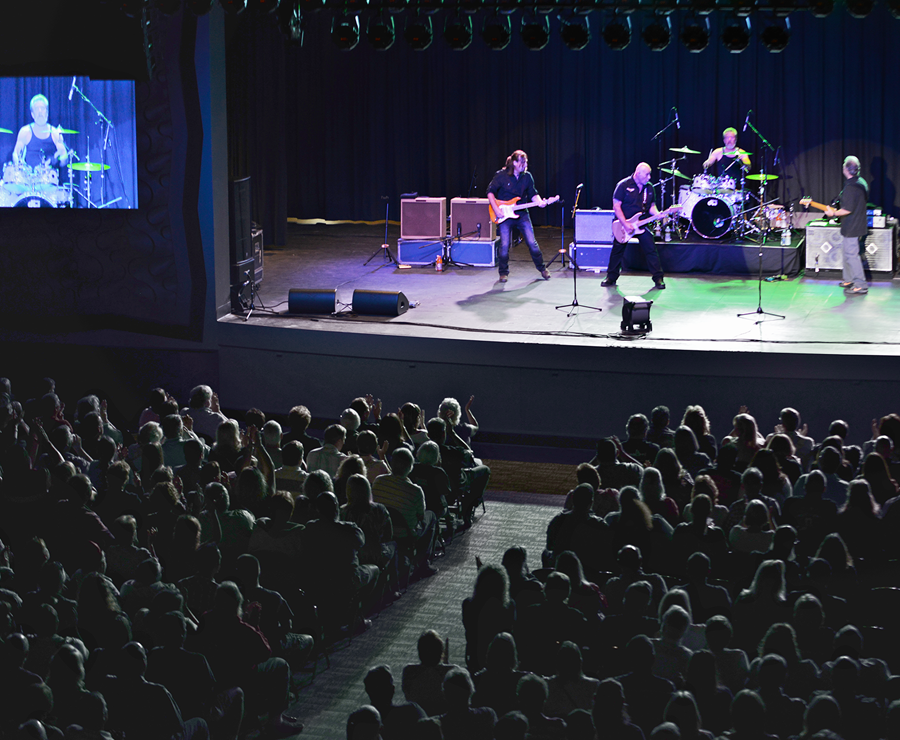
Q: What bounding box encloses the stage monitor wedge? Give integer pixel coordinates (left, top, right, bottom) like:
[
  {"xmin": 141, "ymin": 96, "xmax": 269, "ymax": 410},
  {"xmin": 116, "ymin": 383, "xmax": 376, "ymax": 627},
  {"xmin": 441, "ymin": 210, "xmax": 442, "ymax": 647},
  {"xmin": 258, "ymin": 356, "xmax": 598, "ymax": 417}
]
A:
[
  {"xmin": 401, "ymin": 197, "xmax": 447, "ymax": 239},
  {"xmin": 352, "ymin": 289, "xmax": 409, "ymax": 316},
  {"xmin": 288, "ymin": 289, "xmax": 336, "ymax": 314}
]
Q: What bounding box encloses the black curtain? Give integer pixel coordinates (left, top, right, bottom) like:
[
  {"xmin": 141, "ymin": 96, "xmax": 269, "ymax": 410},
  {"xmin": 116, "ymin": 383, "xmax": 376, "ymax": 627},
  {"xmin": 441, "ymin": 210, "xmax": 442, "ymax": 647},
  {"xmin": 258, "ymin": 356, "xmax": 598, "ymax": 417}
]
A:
[{"xmin": 227, "ymin": 7, "xmax": 900, "ymax": 225}]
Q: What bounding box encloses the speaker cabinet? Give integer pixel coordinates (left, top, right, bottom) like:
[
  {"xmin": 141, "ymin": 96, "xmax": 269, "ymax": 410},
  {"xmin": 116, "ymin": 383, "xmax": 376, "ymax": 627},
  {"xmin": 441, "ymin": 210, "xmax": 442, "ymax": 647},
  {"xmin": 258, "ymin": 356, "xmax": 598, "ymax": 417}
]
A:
[
  {"xmin": 401, "ymin": 197, "xmax": 447, "ymax": 239},
  {"xmin": 231, "ymin": 257, "xmax": 255, "ymax": 312},
  {"xmin": 568, "ymin": 243, "xmax": 612, "ymax": 271},
  {"xmin": 251, "ymin": 225, "xmax": 263, "ymax": 285},
  {"xmin": 229, "ymin": 177, "xmax": 252, "ymax": 263},
  {"xmin": 288, "ymin": 289, "xmax": 336, "ymax": 314},
  {"xmin": 805, "ymin": 225, "xmax": 895, "ymax": 273},
  {"xmin": 451, "ymin": 239, "xmax": 498, "ymax": 267},
  {"xmin": 352, "ymin": 289, "xmax": 409, "ymax": 316},
  {"xmin": 450, "ymin": 197, "xmax": 495, "ymax": 241},
  {"xmin": 574, "ymin": 209, "xmax": 615, "ymax": 244},
  {"xmin": 398, "ymin": 239, "xmax": 442, "ymax": 266}
]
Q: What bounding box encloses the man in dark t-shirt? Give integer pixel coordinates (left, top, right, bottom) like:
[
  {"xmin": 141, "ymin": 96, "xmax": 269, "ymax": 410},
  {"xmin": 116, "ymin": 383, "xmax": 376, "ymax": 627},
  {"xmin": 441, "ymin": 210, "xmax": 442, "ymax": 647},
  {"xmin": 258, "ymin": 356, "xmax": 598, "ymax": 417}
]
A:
[
  {"xmin": 824, "ymin": 155, "xmax": 869, "ymax": 295},
  {"xmin": 604, "ymin": 162, "xmax": 666, "ymax": 289},
  {"xmin": 487, "ymin": 150, "xmax": 551, "ymax": 283}
]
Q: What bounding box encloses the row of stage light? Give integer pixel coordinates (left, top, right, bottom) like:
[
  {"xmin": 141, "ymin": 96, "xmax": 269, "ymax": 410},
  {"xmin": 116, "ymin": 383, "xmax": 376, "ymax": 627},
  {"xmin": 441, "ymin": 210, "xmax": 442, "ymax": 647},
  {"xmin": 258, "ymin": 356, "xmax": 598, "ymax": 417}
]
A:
[{"xmin": 117, "ymin": 0, "xmax": 899, "ymax": 52}]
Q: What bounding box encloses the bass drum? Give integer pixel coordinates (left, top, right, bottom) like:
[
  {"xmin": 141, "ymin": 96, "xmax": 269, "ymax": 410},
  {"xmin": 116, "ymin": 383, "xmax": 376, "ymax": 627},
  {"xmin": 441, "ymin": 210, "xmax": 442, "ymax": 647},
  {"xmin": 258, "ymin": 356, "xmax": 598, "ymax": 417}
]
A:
[
  {"xmin": 14, "ymin": 194, "xmax": 56, "ymax": 208},
  {"xmin": 691, "ymin": 197, "xmax": 734, "ymax": 239}
]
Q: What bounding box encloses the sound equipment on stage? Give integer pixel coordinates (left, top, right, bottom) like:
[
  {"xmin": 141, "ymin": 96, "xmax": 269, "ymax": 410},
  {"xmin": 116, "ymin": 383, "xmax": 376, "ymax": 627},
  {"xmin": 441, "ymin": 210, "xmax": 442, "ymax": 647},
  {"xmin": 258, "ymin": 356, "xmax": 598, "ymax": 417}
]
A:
[
  {"xmin": 251, "ymin": 224, "xmax": 263, "ymax": 285},
  {"xmin": 568, "ymin": 243, "xmax": 612, "ymax": 271},
  {"xmin": 450, "ymin": 197, "xmax": 495, "ymax": 241},
  {"xmin": 449, "ymin": 239, "xmax": 498, "ymax": 266},
  {"xmin": 229, "ymin": 177, "xmax": 252, "ymax": 263},
  {"xmin": 574, "ymin": 209, "xmax": 615, "ymax": 244},
  {"xmin": 352, "ymin": 289, "xmax": 409, "ymax": 316},
  {"xmin": 805, "ymin": 223, "xmax": 896, "ymax": 273},
  {"xmin": 288, "ymin": 289, "xmax": 336, "ymax": 314},
  {"xmin": 231, "ymin": 257, "xmax": 255, "ymax": 313},
  {"xmin": 397, "ymin": 239, "xmax": 443, "ymax": 266},
  {"xmin": 401, "ymin": 197, "xmax": 447, "ymax": 239}
]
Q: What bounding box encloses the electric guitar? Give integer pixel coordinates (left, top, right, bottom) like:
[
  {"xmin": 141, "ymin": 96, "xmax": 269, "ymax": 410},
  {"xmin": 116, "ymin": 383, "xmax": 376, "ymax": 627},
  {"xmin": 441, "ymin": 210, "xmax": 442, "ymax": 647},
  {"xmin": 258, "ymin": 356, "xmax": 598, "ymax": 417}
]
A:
[
  {"xmin": 612, "ymin": 205, "xmax": 682, "ymax": 243},
  {"xmin": 799, "ymin": 197, "xmax": 835, "ymax": 214},
  {"xmin": 489, "ymin": 195, "xmax": 561, "ymax": 224}
]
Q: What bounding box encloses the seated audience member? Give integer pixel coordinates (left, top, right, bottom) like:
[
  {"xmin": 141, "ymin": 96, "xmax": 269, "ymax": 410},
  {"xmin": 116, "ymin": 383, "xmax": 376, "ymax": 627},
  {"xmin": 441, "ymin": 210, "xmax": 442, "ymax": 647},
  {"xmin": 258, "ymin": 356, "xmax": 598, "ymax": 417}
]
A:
[
  {"xmin": 861, "ymin": 451, "xmax": 899, "ymax": 505},
  {"xmin": 647, "ymin": 406, "xmax": 676, "ymax": 449},
  {"xmin": 812, "ymin": 533, "xmax": 858, "ymax": 602},
  {"xmin": 750, "ymin": 448, "xmax": 792, "ymax": 505},
  {"xmin": 400, "ymin": 402, "xmax": 430, "ymax": 448},
  {"xmin": 663, "ymin": 691, "xmax": 714, "ymax": 740},
  {"xmin": 603, "ymin": 544, "xmax": 668, "ymax": 616},
  {"xmin": 260, "ymin": 420, "xmax": 284, "ymax": 471},
  {"xmin": 702, "ymin": 444, "xmax": 742, "ymax": 508},
  {"xmin": 178, "ymin": 543, "xmax": 221, "ymax": 620},
  {"xmin": 674, "ymin": 426, "xmax": 713, "ymax": 481},
  {"xmin": 22, "ymin": 603, "xmax": 88, "ymax": 681},
  {"xmin": 283, "ymin": 404, "xmax": 320, "ymax": 458},
  {"xmin": 794, "ymin": 694, "xmax": 842, "ymax": 740},
  {"xmin": 792, "ymin": 594, "xmax": 834, "ymax": 668},
  {"xmin": 589, "ymin": 678, "xmax": 644, "ymax": 740},
  {"xmin": 104, "ymin": 515, "xmax": 152, "ymax": 588},
  {"xmin": 564, "ymin": 463, "xmax": 619, "ymax": 518},
  {"xmin": 425, "ymin": 415, "xmax": 490, "ymax": 528},
  {"xmin": 22, "ymin": 561, "xmax": 78, "ymax": 639},
  {"xmin": 402, "ymin": 630, "xmax": 460, "ymax": 717},
  {"xmin": 174, "ymin": 439, "xmax": 205, "ymax": 497},
  {"xmin": 333, "ymin": 455, "xmax": 367, "ymax": 506},
  {"xmin": 622, "ymin": 413, "xmax": 661, "ymax": 466},
  {"xmin": 363, "ymin": 665, "xmax": 426, "ymax": 739},
  {"xmin": 357, "ymin": 430, "xmax": 391, "ymax": 487},
  {"xmin": 600, "ymin": 581, "xmax": 659, "ymax": 675},
  {"xmin": 349, "ymin": 395, "xmax": 380, "ymax": 435},
  {"xmin": 119, "ymin": 558, "xmax": 174, "ymax": 618},
  {"xmin": 753, "ymin": 653, "xmax": 805, "ymax": 738},
  {"xmin": 372, "ymin": 448, "xmax": 438, "ymax": 577},
  {"xmin": 605, "ymin": 488, "xmax": 673, "ymax": 576},
  {"xmin": 681, "ymin": 405, "xmax": 717, "ymax": 462},
  {"xmin": 671, "ymin": 495, "xmax": 728, "ymax": 577},
  {"xmin": 722, "ymin": 467, "xmax": 781, "ymax": 536},
  {"xmin": 766, "ymin": 434, "xmax": 803, "ymax": 486},
  {"xmin": 544, "ymin": 484, "xmax": 612, "ymax": 573},
  {"xmin": 818, "ymin": 655, "xmax": 882, "ymax": 740},
  {"xmin": 248, "ymin": 491, "xmax": 305, "ymax": 589},
  {"xmin": 515, "ymin": 572, "xmax": 587, "ymax": 676},
  {"xmin": 274, "ymin": 440, "xmax": 308, "ymax": 496},
  {"xmin": 462, "ymin": 564, "xmax": 516, "ymax": 673},
  {"xmin": 553, "ymin": 551, "xmax": 605, "ymax": 629},
  {"xmin": 820, "ymin": 625, "xmax": 891, "ymax": 702},
  {"xmin": 472, "ymin": 633, "xmax": 528, "ymax": 719},
  {"xmin": 641, "ymin": 466, "xmax": 681, "ymax": 527},
  {"xmin": 347, "ymin": 706, "xmax": 381, "ymax": 740},
  {"xmin": 676, "ymin": 552, "xmax": 731, "ymax": 624},
  {"xmin": 439, "ymin": 667, "xmax": 497, "ymax": 740},
  {"xmin": 590, "ymin": 438, "xmax": 644, "ymax": 491},
  {"xmin": 438, "ymin": 396, "xmax": 480, "ymax": 449},
  {"xmin": 684, "ymin": 650, "xmax": 732, "ymax": 736},
  {"xmin": 722, "ymin": 412, "xmax": 766, "ymax": 472},
  {"xmin": 501, "ymin": 546, "xmax": 544, "ymax": 612},
  {"xmin": 160, "ymin": 414, "xmax": 194, "ymax": 470},
  {"xmin": 139, "ymin": 387, "xmax": 171, "ymax": 428},
  {"xmin": 197, "ymin": 483, "xmax": 255, "ymax": 572},
  {"xmin": 515, "ymin": 674, "xmax": 567, "ymax": 739},
  {"xmin": 731, "ymin": 560, "xmax": 790, "ymax": 655},
  {"xmin": 835, "ymin": 479, "xmax": 884, "ymax": 563},
  {"xmin": 339, "ymin": 409, "xmax": 361, "ymax": 456},
  {"xmin": 208, "ymin": 420, "xmax": 244, "ymax": 475},
  {"xmin": 342, "ymin": 474, "xmax": 398, "ymax": 603},
  {"xmin": 192, "ymin": 582, "xmax": 303, "ymax": 737},
  {"xmin": 379, "ymin": 413, "xmax": 413, "ymax": 459},
  {"xmin": 774, "ymin": 407, "xmax": 815, "ymax": 472},
  {"xmin": 717, "ymin": 689, "xmax": 777, "ymax": 740},
  {"xmin": 411, "ymin": 441, "xmax": 451, "ymax": 522},
  {"xmin": 301, "ymin": 492, "xmax": 379, "ymax": 629},
  {"xmin": 792, "ymin": 447, "xmax": 849, "ymax": 507},
  {"xmin": 651, "ymin": 605, "xmax": 693, "ymax": 685},
  {"xmin": 729, "ymin": 500, "xmax": 775, "ymax": 554},
  {"xmin": 45, "ymin": 643, "xmax": 91, "ymax": 731},
  {"xmin": 615, "ymin": 635, "xmax": 675, "ymax": 737},
  {"xmin": 76, "ymin": 572, "xmax": 132, "ymax": 654},
  {"xmin": 654, "ymin": 447, "xmax": 695, "ymax": 513},
  {"xmin": 181, "ymin": 385, "xmax": 227, "ymax": 443},
  {"xmin": 781, "ymin": 470, "xmax": 837, "ymax": 557},
  {"xmin": 544, "ymin": 642, "xmax": 599, "ymax": 719},
  {"xmin": 564, "ymin": 709, "xmax": 595, "ymax": 740}
]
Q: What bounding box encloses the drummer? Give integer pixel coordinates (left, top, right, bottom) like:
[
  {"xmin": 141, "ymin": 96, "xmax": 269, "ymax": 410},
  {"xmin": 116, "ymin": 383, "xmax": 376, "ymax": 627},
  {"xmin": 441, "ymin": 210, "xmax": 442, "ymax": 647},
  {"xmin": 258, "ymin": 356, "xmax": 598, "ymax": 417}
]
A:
[
  {"xmin": 12, "ymin": 94, "xmax": 68, "ymax": 169},
  {"xmin": 703, "ymin": 127, "xmax": 750, "ymax": 179}
]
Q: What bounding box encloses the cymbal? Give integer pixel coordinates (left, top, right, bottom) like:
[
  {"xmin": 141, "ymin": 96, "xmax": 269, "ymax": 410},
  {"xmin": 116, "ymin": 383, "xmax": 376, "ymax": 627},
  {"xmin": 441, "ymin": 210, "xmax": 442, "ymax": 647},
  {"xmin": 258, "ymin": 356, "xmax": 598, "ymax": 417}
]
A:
[
  {"xmin": 56, "ymin": 127, "xmax": 79, "ymax": 135},
  {"xmin": 746, "ymin": 174, "xmax": 779, "ymax": 181},
  {"xmin": 661, "ymin": 167, "xmax": 691, "ymax": 181},
  {"xmin": 0, "ymin": 128, "xmax": 12, "ymax": 134},
  {"xmin": 70, "ymin": 162, "xmax": 110, "ymax": 172},
  {"xmin": 670, "ymin": 146, "xmax": 701, "ymax": 155}
]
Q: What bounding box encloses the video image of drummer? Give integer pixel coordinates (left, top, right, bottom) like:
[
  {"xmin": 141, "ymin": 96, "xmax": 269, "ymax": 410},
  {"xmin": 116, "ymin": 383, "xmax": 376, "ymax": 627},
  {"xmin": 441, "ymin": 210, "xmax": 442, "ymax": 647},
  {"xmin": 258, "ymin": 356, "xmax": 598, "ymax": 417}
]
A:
[{"xmin": 0, "ymin": 76, "xmax": 137, "ymax": 209}]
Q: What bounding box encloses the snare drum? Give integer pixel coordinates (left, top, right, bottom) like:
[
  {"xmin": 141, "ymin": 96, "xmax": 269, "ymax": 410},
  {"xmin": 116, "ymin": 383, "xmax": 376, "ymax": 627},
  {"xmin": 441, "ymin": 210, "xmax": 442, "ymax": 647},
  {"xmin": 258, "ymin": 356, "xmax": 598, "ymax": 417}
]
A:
[
  {"xmin": 14, "ymin": 194, "xmax": 56, "ymax": 208},
  {"xmin": 2, "ymin": 162, "xmax": 33, "ymax": 195},
  {"xmin": 32, "ymin": 163, "xmax": 59, "ymax": 193},
  {"xmin": 691, "ymin": 197, "xmax": 735, "ymax": 239}
]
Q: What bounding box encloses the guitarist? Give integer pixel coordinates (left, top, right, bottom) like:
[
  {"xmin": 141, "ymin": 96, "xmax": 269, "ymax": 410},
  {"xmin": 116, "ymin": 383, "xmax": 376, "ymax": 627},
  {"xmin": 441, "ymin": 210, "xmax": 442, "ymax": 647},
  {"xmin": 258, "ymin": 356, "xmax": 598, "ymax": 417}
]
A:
[
  {"xmin": 826, "ymin": 156, "xmax": 869, "ymax": 296},
  {"xmin": 487, "ymin": 150, "xmax": 551, "ymax": 283},
  {"xmin": 603, "ymin": 162, "xmax": 666, "ymax": 290}
]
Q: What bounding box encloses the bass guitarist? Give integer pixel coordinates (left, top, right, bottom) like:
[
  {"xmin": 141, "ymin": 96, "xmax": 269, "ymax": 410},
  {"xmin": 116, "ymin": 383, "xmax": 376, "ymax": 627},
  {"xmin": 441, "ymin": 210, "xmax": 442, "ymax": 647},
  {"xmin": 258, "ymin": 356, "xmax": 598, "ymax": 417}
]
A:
[
  {"xmin": 487, "ymin": 150, "xmax": 551, "ymax": 283},
  {"xmin": 603, "ymin": 162, "xmax": 666, "ymax": 290}
]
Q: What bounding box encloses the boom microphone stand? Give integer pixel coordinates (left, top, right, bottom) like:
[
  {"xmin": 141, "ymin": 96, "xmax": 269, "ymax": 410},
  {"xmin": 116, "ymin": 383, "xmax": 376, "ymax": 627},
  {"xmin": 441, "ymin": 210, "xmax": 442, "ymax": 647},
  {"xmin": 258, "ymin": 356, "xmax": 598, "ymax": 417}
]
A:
[
  {"xmin": 365, "ymin": 195, "xmax": 400, "ymax": 266},
  {"xmin": 546, "ymin": 190, "xmax": 576, "ymax": 269},
  {"xmin": 557, "ymin": 188, "xmax": 601, "ymax": 317}
]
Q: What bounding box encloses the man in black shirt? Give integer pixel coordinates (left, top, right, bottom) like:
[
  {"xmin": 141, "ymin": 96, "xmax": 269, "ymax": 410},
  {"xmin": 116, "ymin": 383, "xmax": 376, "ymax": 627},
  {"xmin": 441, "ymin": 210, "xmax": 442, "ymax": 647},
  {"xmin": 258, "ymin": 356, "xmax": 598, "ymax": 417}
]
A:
[
  {"xmin": 487, "ymin": 150, "xmax": 551, "ymax": 283},
  {"xmin": 604, "ymin": 162, "xmax": 666, "ymax": 289},
  {"xmin": 824, "ymin": 156, "xmax": 869, "ymax": 295}
]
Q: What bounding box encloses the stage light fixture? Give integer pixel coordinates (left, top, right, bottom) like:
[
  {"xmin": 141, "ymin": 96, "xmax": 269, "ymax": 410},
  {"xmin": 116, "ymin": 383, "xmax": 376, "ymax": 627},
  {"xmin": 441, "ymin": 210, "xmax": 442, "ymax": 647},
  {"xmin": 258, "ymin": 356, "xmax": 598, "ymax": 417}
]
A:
[
  {"xmin": 381, "ymin": 0, "xmax": 407, "ymax": 11},
  {"xmin": 560, "ymin": 16, "xmax": 591, "ymax": 49},
  {"xmin": 887, "ymin": 0, "xmax": 900, "ymax": 18},
  {"xmin": 419, "ymin": 0, "xmax": 443, "ymax": 14},
  {"xmin": 690, "ymin": 0, "xmax": 716, "ymax": 14},
  {"xmin": 520, "ymin": 14, "xmax": 551, "ymax": 49},
  {"xmin": 602, "ymin": 15, "xmax": 631, "ymax": 49},
  {"xmin": 614, "ymin": 0, "xmax": 637, "ymax": 14},
  {"xmin": 156, "ymin": 0, "xmax": 182, "ymax": 14},
  {"xmin": 497, "ymin": 0, "xmax": 521, "ymax": 15},
  {"xmin": 251, "ymin": 0, "xmax": 280, "ymax": 12},
  {"xmin": 482, "ymin": 14, "xmax": 512, "ymax": 49},
  {"xmin": 297, "ymin": 0, "xmax": 325, "ymax": 11},
  {"xmin": 732, "ymin": 0, "xmax": 756, "ymax": 17},
  {"xmin": 760, "ymin": 17, "xmax": 790, "ymax": 51},
  {"xmin": 655, "ymin": 0, "xmax": 677, "ymax": 15},
  {"xmin": 641, "ymin": 15, "xmax": 671, "ymax": 50},
  {"xmin": 220, "ymin": 0, "xmax": 247, "ymax": 14},
  {"xmin": 331, "ymin": 13, "xmax": 361, "ymax": 49},
  {"xmin": 444, "ymin": 14, "xmax": 473, "ymax": 49},
  {"xmin": 621, "ymin": 296, "xmax": 653, "ymax": 334},
  {"xmin": 461, "ymin": 0, "xmax": 482, "ymax": 11},
  {"xmin": 187, "ymin": 0, "xmax": 215, "ymax": 12},
  {"xmin": 845, "ymin": 0, "xmax": 874, "ymax": 16},
  {"xmin": 279, "ymin": 3, "xmax": 306, "ymax": 43},
  {"xmin": 680, "ymin": 15, "xmax": 710, "ymax": 51},
  {"xmin": 367, "ymin": 13, "xmax": 395, "ymax": 48},
  {"xmin": 345, "ymin": 0, "xmax": 368, "ymax": 13},
  {"xmin": 721, "ymin": 15, "xmax": 751, "ymax": 51},
  {"xmin": 808, "ymin": 0, "xmax": 833, "ymax": 16},
  {"xmin": 405, "ymin": 14, "xmax": 434, "ymax": 49}
]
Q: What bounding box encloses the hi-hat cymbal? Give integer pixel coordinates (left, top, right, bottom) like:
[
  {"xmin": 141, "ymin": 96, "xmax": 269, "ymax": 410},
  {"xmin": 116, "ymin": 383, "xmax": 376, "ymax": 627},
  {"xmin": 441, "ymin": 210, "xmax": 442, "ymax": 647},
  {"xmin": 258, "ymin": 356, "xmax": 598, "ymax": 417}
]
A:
[
  {"xmin": 56, "ymin": 127, "xmax": 79, "ymax": 135},
  {"xmin": 670, "ymin": 146, "xmax": 701, "ymax": 155},
  {"xmin": 70, "ymin": 162, "xmax": 110, "ymax": 172},
  {"xmin": 0, "ymin": 128, "xmax": 12, "ymax": 134},
  {"xmin": 746, "ymin": 174, "xmax": 779, "ymax": 181},
  {"xmin": 661, "ymin": 167, "xmax": 691, "ymax": 181}
]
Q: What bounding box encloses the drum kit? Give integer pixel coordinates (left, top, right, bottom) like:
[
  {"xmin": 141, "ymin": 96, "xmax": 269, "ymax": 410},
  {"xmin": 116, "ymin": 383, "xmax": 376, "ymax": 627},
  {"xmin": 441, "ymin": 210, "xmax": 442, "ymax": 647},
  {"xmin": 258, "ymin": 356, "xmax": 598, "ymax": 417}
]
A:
[
  {"xmin": 658, "ymin": 145, "xmax": 784, "ymax": 243},
  {"xmin": 0, "ymin": 127, "xmax": 112, "ymax": 209}
]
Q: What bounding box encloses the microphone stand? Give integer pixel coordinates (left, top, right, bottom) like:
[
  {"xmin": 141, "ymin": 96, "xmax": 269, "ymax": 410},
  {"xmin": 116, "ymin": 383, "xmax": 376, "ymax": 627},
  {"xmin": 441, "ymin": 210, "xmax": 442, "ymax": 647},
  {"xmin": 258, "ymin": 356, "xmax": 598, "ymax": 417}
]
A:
[
  {"xmin": 365, "ymin": 195, "xmax": 400, "ymax": 266},
  {"xmin": 556, "ymin": 190, "xmax": 601, "ymax": 317},
  {"xmin": 546, "ymin": 193, "xmax": 575, "ymax": 269},
  {"xmin": 651, "ymin": 114, "xmax": 679, "ymax": 212},
  {"xmin": 70, "ymin": 80, "xmax": 117, "ymax": 208}
]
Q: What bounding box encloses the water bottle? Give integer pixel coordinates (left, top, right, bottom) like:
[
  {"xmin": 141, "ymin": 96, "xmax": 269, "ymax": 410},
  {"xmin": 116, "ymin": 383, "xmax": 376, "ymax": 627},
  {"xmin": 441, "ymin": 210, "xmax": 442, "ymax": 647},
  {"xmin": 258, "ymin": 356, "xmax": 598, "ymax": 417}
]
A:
[
  {"xmin": 664, "ymin": 221, "xmax": 672, "ymax": 242},
  {"xmin": 781, "ymin": 228, "xmax": 791, "ymax": 246},
  {"xmin": 435, "ymin": 254, "xmax": 443, "ymax": 272}
]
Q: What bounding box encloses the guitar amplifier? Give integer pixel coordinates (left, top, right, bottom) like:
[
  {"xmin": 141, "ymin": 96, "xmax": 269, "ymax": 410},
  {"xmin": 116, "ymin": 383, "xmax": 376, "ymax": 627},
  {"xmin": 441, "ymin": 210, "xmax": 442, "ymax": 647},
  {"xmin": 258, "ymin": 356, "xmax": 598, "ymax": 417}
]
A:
[
  {"xmin": 450, "ymin": 197, "xmax": 495, "ymax": 241},
  {"xmin": 401, "ymin": 197, "xmax": 447, "ymax": 239},
  {"xmin": 574, "ymin": 209, "xmax": 615, "ymax": 244},
  {"xmin": 805, "ymin": 225, "xmax": 895, "ymax": 273},
  {"xmin": 568, "ymin": 242, "xmax": 612, "ymax": 272}
]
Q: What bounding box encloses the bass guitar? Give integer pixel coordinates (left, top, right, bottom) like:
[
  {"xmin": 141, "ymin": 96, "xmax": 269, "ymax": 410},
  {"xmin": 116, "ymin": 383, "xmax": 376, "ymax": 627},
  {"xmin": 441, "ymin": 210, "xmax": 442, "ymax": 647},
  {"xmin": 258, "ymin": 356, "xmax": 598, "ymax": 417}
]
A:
[
  {"xmin": 799, "ymin": 196, "xmax": 834, "ymax": 214},
  {"xmin": 489, "ymin": 195, "xmax": 561, "ymax": 225},
  {"xmin": 611, "ymin": 205, "xmax": 682, "ymax": 243}
]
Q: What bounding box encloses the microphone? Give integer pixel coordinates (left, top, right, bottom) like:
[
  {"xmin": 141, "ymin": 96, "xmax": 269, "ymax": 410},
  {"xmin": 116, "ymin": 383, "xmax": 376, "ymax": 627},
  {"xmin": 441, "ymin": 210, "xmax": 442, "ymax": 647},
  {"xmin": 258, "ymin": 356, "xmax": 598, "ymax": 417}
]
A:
[
  {"xmin": 476, "ymin": 223, "xmax": 481, "ymax": 235},
  {"xmin": 743, "ymin": 109, "xmax": 752, "ymax": 132},
  {"xmin": 774, "ymin": 146, "xmax": 781, "ymax": 168},
  {"xmin": 576, "ymin": 183, "xmax": 584, "ymax": 190},
  {"xmin": 68, "ymin": 76, "xmax": 76, "ymax": 102},
  {"xmin": 457, "ymin": 222, "xmax": 461, "ymax": 238},
  {"xmin": 673, "ymin": 107, "xmax": 680, "ymax": 130}
]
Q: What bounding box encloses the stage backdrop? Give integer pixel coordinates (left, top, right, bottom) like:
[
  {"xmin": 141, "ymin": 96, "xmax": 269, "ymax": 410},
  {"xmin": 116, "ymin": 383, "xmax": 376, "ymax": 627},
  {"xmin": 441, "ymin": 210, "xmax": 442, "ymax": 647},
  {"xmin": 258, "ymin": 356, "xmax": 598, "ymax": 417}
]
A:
[{"xmin": 226, "ymin": 6, "xmax": 900, "ymax": 232}]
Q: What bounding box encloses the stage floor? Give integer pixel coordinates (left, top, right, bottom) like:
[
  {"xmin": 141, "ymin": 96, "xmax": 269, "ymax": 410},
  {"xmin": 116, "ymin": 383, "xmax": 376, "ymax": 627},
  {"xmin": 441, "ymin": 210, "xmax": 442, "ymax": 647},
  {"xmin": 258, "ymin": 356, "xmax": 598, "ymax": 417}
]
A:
[{"xmin": 226, "ymin": 222, "xmax": 900, "ymax": 357}]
